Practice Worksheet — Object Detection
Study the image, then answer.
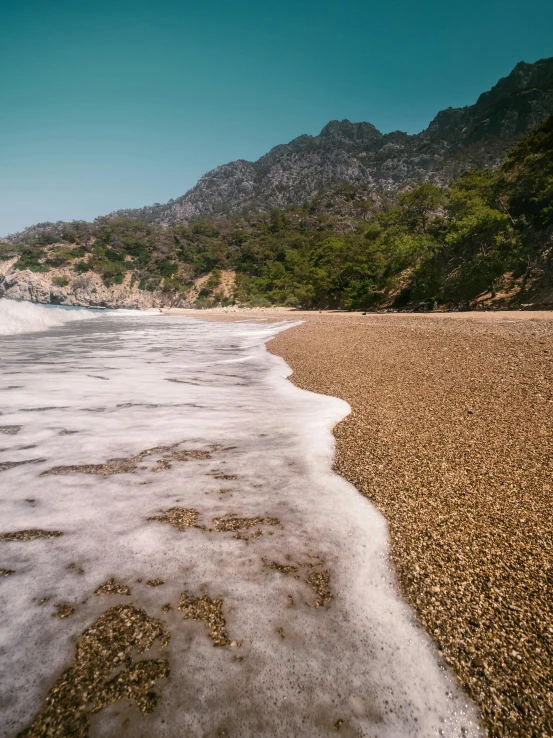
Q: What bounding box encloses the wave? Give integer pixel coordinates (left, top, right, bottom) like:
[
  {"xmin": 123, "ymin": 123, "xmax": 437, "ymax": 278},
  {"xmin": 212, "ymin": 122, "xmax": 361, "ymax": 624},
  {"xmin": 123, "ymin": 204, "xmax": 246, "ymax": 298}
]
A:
[{"xmin": 0, "ymin": 299, "xmax": 97, "ymax": 336}]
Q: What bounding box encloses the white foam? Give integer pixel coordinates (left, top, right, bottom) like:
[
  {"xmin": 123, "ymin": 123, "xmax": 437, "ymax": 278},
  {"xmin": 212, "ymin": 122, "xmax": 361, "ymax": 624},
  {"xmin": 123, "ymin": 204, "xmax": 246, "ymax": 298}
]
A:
[
  {"xmin": 0, "ymin": 314, "xmax": 483, "ymax": 737},
  {"xmin": 0, "ymin": 299, "xmax": 96, "ymax": 336}
]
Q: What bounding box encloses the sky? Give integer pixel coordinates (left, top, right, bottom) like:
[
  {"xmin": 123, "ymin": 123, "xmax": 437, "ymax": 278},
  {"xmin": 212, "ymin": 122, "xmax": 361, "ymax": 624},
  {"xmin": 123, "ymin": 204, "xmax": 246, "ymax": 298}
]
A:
[{"xmin": 1, "ymin": 0, "xmax": 552, "ymax": 235}]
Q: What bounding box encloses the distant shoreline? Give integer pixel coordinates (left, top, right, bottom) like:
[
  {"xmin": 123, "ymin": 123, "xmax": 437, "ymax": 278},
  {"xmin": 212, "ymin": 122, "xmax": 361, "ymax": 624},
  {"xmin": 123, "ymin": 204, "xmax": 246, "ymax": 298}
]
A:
[{"xmin": 162, "ymin": 305, "xmax": 553, "ymax": 321}]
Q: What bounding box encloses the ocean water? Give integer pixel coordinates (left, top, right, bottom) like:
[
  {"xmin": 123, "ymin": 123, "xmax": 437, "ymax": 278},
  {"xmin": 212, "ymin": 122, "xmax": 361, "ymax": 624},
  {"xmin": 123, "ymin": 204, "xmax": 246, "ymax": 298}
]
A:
[{"xmin": 0, "ymin": 303, "xmax": 483, "ymax": 737}]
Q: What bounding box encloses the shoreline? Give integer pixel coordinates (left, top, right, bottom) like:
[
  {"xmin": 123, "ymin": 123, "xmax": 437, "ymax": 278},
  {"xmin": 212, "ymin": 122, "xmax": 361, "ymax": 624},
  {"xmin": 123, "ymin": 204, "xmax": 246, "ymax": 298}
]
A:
[
  {"xmin": 169, "ymin": 308, "xmax": 553, "ymax": 737},
  {"xmin": 1, "ymin": 310, "xmax": 483, "ymax": 736},
  {"xmin": 162, "ymin": 305, "xmax": 553, "ymax": 322}
]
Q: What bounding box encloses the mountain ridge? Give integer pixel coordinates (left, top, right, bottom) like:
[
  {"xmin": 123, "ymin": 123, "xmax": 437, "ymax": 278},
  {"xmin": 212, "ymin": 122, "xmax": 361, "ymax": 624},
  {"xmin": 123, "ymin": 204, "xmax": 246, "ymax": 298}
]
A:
[
  {"xmin": 4, "ymin": 56, "xmax": 553, "ymax": 243},
  {"xmin": 106, "ymin": 56, "xmax": 553, "ymax": 227},
  {"xmin": 1, "ymin": 114, "xmax": 552, "ymax": 312}
]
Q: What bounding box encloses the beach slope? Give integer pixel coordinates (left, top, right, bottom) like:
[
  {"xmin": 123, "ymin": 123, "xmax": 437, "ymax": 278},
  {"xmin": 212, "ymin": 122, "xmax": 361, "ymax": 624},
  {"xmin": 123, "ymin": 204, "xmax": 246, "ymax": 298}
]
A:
[{"xmin": 267, "ymin": 312, "xmax": 553, "ymax": 737}]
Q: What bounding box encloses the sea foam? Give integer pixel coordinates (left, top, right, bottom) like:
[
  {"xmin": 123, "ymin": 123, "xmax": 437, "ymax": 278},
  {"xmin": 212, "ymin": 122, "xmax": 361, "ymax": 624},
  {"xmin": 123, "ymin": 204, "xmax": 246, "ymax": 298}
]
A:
[{"xmin": 0, "ymin": 313, "xmax": 483, "ymax": 737}]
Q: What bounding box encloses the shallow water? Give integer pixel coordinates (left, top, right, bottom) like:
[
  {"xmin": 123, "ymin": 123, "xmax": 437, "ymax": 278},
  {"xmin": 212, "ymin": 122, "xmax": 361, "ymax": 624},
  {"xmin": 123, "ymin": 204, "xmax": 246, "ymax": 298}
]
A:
[{"xmin": 0, "ymin": 309, "xmax": 483, "ymax": 737}]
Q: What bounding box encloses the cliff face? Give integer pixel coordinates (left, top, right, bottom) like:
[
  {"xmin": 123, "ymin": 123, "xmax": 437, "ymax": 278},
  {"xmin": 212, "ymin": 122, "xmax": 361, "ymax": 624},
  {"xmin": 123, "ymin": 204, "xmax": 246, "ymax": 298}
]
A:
[
  {"xmin": 0, "ymin": 258, "xmax": 238, "ymax": 309},
  {"xmin": 0, "ymin": 260, "xmax": 188, "ymax": 309},
  {"xmin": 112, "ymin": 57, "xmax": 553, "ymax": 226}
]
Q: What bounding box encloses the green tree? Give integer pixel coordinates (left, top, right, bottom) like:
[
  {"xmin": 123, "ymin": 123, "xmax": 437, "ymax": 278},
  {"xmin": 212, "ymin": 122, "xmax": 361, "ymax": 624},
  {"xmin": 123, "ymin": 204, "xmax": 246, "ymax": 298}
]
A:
[{"xmin": 398, "ymin": 184, "xmax": 446, "ymax": 234}]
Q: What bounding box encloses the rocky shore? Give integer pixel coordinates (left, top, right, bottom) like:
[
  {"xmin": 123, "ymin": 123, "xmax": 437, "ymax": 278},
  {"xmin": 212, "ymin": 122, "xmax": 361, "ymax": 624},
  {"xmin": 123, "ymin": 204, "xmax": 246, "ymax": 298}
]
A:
[{"xmin": 0, "ymin": 259, "xmax": 188, "ymax": 309}]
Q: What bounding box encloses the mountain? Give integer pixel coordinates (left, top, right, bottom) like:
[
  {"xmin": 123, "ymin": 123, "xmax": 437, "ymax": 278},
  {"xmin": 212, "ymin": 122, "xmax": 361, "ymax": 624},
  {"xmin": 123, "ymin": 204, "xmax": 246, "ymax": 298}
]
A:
[
  {"xmin": 2, "ymin": 115, "xmax": 552, "ymax": 312},
  {"xmin": 112, "ymin": 57, "xmax": 553, "ymax": 226},
  {"xmin": 2, "ymin": 61, "xmax": 553, "ymax": 313}
]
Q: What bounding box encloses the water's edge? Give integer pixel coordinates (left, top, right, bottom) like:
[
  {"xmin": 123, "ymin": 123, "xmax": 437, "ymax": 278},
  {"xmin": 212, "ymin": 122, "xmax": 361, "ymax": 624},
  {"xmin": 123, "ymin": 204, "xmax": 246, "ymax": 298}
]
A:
[{"xmin": 0, "ymin": 310, "xmax": 483, "ymax": 737}]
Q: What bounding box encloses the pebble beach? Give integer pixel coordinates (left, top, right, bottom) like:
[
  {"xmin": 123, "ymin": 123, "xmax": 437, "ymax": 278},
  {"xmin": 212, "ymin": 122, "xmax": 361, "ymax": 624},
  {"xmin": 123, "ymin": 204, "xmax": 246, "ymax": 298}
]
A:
[
  {"xmin": 268, "ymin": 311, "xmax": 553, "ymax": 738},
  {"xmin": 4, "ymin": 304, "xmax": 550, "ymax": 736}
]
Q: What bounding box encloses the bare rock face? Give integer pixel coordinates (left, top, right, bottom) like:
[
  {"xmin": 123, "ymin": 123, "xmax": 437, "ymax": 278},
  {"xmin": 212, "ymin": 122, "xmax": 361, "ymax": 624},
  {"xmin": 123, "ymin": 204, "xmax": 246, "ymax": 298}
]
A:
[
  {"xmin": 0, "ymin": 260, "xmax": 193, "ymax": 309},
  {"xmin": 112, "ymin": 57, "xmax": 553, "ymax": 226}
]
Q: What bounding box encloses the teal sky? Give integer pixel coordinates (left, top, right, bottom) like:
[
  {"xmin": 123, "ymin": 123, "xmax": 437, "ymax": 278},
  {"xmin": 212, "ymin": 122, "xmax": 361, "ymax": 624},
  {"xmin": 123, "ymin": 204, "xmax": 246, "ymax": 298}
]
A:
[{"xmin": 1, "ymin": 0, "xmax": 551, "ymax": 235}]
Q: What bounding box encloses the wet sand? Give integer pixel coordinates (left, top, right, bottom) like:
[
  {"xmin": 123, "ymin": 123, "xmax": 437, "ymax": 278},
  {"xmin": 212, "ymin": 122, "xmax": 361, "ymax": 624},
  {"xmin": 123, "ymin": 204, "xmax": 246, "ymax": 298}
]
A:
[{"xmin": 170, "ymin": 309, "xmax": 553, "ymax": 737}]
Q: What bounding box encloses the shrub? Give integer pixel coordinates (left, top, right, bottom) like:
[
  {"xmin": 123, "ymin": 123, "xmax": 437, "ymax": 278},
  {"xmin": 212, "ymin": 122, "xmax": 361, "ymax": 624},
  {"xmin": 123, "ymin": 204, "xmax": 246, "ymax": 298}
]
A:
[
  {"xmin": 247, "ymin": 296, "xmax": 272, "ymax": 308},
  {"xmin": 204, "ymin": 268, "xmax": 222, "ymax": 290},
  {"xmin": 74, "ymin": 261, "xmax": 92, "ymax": 274},
  {"xmin": 194, "ymin": 296, "xmax": 213, "ymax": 308}
]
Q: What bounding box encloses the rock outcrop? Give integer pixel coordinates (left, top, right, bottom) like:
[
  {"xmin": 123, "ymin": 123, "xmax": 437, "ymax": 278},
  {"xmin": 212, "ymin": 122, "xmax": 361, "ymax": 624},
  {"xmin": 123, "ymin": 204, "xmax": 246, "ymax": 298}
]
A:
[
  {"xmin": 0, "ymin": 260, "xmax": 189, "ymax": 309},
  {"xmin": 0, "ymin": 259, "xmax": 237, "ymax": 309}
]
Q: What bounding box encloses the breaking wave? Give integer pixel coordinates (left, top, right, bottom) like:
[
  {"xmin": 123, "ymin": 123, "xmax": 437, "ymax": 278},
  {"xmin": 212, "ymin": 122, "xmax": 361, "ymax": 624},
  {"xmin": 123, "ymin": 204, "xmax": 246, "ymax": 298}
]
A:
[{"xmin": 0, "ymin": 300, "xmax": 97, "ymax": 336}]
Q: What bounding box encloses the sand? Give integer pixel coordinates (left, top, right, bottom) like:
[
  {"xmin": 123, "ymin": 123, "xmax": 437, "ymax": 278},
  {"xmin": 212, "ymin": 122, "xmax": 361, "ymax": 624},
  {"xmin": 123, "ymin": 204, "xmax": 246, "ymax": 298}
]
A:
[{"xmin": 170, "ymin": 308, "xmax": 553, "ymax": 737}]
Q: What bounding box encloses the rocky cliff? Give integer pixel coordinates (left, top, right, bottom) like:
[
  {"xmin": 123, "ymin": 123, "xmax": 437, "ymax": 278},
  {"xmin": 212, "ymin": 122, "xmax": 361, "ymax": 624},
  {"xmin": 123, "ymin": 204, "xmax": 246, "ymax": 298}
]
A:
[
  {"xmin": 0, "ymin": 260, "xmax": 238, "ymax": 309},
  {"xmin": 0, "ymin": 259, "xmax": 175, "ymax": 308},
  {"xmin": 111, "ymin": 57, "xmax": 553, "ymax": 226},
  {"xmin": 2, "ymin": 63, "xmax": 552, "ymax": 313}
]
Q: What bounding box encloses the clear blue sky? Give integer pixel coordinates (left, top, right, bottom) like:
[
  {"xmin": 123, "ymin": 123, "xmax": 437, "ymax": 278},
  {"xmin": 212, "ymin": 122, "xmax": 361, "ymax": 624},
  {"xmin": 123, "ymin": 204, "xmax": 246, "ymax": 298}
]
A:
[{"xmin": 1, "ymin": 0, "xmax": 551, "ymax": 235}]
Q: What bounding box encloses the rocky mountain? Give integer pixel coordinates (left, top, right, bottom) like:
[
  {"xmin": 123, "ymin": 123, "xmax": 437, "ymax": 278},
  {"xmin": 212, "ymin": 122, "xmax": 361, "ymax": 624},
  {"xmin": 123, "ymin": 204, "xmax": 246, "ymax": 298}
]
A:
[
  {"xmin": 111, "ymin": 57, "xmax": 553, "ymax": 226},
  {"xmin": 1, "ymin": 113, "xmax": 552, "ymax": 311}
]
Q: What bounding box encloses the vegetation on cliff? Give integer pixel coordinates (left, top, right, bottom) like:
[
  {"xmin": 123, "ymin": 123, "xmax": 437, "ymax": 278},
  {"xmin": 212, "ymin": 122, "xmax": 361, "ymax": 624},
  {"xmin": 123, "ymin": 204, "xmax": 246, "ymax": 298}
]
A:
[{"xmin": 2, "ymin": 116, "xmax": 552, "ymax": 310}]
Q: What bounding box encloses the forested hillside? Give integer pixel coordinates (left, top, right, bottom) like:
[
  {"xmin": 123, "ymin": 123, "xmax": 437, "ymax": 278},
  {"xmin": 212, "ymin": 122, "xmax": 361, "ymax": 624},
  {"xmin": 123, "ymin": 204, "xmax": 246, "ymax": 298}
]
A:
[{"xmin": 1, "ymin": 116, "xmax": 552, "ymax": 310}]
